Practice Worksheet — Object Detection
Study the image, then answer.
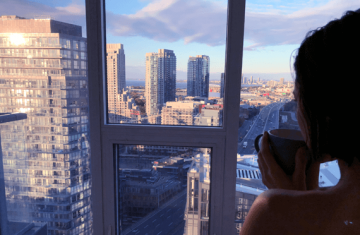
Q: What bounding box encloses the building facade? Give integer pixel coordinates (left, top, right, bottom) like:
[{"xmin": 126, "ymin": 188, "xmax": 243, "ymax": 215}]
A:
[
  {"xmin": 220, "ymin": 73, "xmax": 224, "ymax": 98},
  {"xmin": 187, "ymin": 55, "xmax": 210, "ymax": 98},
  {"xmin": 0, "ymin": 15, "xmax": 92, "ymax": 235},
  {"xmin": 280, "ymin": 77, "xmax": 284, "ymax": 85},
  {"xmin": 118, "ymin": 168, "xmax": 181, "ymax": 231},
  {"xmin": 243, "ymin": 77, "xmax": 247, "ymax": 84},
  {"xmin": 145, "ymin": 49, "xmax": 176, "ymax": 123},
  {"xmin": 183, "ymin": 152, "xmax": 211, "ymax": 235},
  {"xmin": 195, "ymin": 104, "xmax": 223, "ymax": 126},
  {"xmin": 161, "ymin": 101, "xmax": 200, "ymax": 126},
  {"xmin": 106, "ymin": 44, "xmax": 126, "ymax": 123},
  {"xmin": 108, "ymin": 90, "xmax": 141, "ymax": 124}
]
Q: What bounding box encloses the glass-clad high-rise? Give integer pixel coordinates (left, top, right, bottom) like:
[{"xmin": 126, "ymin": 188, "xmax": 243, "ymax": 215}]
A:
[
  {"xmin": 187, "ymin": 55, "xmax": 210, "ymax": 98},
  {"xmin": 145, "ymin": 49, "xmax": 176, "ymax": 124},
  {"xmin": 106, "ymin": 44, "xmax": 126, "ymax": 123},
  {"xmin": 0, "ymin": 15, "xmax": 92, "ymax": 235}
]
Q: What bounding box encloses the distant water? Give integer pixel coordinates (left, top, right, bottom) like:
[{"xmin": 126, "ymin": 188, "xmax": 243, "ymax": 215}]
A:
[
  {"xmin": 126, "ymin": 80, "xmax": 220, "ymax": 97},
  {"xmin": 126, "ymin": 80, "xmax": 187, "ymax": 89},
  {"xmin": 127, "ymin": 80, "xmax": 261, "ymax": 88},
  {"xmin": 125, "ymin": 80, "xmax": 259, "ymax": 98}
]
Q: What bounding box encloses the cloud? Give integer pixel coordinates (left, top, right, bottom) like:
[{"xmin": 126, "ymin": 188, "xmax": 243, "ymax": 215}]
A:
[
  {"xmin": 0, "ymin": 0, "xmax": 87, "ymax": 36},
  {"xmin": 107, "ymin": 0, "xmax": 359, "ymax": 49},
  {"xmin": 56, "ymin": 1, "xmax": 85, "ymax": 16},
  {"xmin": 244, "ymin": 0, "xmax": 360, "ymax": 50},
  {"xmin": 1, "ymin": 0, "xmax": 358, "ymax": 50},
  {"xmin": 106, "ymin": 0, "xmax": 227, "ymax": 46}
]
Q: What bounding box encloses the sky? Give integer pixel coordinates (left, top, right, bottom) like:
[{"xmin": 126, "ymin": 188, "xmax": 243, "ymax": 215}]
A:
[{"xmin": 0, "ymin": 0, "xmax": 359, "ymax": 81}]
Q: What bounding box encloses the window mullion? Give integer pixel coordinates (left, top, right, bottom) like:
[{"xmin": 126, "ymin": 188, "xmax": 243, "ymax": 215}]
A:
[
  {"xmin": 220, "ymin": 0, "xmax": 246, "ymax": 234},
  {"xmin": 86, "ymin": 0, "xmax": 246, "ymax": 234}
]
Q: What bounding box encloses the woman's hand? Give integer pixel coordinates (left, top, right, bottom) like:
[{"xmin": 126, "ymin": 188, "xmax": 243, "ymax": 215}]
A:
[{"xmin": 257, "ymin": 131, "xmax": 320, "ymax": 191}]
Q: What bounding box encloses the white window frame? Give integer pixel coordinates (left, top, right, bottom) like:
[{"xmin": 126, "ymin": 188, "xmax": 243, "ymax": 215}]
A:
[{"xmin": 85, "ymin": 0, "xmax": 246, "ymax": 234}]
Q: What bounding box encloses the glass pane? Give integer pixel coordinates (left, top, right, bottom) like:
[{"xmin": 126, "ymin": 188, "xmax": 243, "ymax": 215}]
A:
[
  {"xmin": 0, "ymin": 2, "xmax": 93, "ymax": 234},
  {"xmin": 105, "ymin": 0, "xmax": 227, "ymax": 126},
  {"xmin": 0, "ymin": 114, "xmax": 47, "ymax": 234},
  {"xmin": 235, "ymin": 3, "xmax": 345, "ymax": 234},
  {"xmin": 115, "ymin": 145, "xmax": 211, "ymax": 235}
]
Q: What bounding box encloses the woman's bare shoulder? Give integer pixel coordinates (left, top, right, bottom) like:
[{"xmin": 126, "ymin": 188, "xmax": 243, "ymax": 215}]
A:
[{"xmin": 242, "ymin": 188, "xmax": 360, "ymax": 235}]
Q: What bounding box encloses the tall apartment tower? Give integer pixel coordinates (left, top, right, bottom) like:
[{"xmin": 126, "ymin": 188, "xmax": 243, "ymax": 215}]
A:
[
  {"xmin": 0, "ymin": 16, "xmax": 92, "ymax": 234},
  {"xmin": 280, "ymin": 77, "xmax": 284, "ymax": 85},
  {"xmin": 187, "ymin": 55, "xmax": 210, "ymax": 98},
  {"xmin": 145, "ymin": 49, "xmax": 176, "ymax": 123},
  {"xmin": 220, "ymin": 73, "xmax": 225, "ymax": 98},
  {"xmin": 106, "ymin": 44, "xmax": 126, "ymax": 123},
  {"xmin": 183, "ymin": 152, "xmax": 211, "ymax": 235}
]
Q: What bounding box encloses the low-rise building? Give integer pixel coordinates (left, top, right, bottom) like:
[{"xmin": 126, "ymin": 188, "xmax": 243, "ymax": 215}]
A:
[
  {"xmin": 118, "ymin": 168, "xmax": 182, "ymax": 230},
  {"xmin": 153, "ymin": 156, "xmax": 190, "ymax": 187},
  {"xmin": 161, "ymin": 101, "xmax": 200, "ymax": 125},
  {"xmin": 109, "ymin": 90, "xmax": 142, "ymax": 124},
  {"xmin": 195, "ymin": 104, "xmax": 223, "ymax": 126}
]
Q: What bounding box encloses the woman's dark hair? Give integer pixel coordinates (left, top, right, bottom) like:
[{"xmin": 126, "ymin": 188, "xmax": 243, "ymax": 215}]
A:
[{"xmin": 294, "ymin": 9, "xmax": 360, "ymax": 167}]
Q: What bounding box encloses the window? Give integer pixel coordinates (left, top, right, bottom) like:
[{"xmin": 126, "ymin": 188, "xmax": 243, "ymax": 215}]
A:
[
  {"xmin": 87, "ymin": 0, "xmax": 245, "ymax": 234},
  {"xmin": 234, "ymin": 2, "xmax": 344, "ymax": 234},
  {"xmin": 104, "ymin": 1, "xmax": 227, "ymax": 126},
  {"xmin": 73, "ymin": 41, "xmax": 79, "ymax": 50}
]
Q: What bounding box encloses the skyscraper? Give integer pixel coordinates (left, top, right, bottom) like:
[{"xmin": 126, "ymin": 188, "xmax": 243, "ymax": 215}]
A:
[
  {"xmin": 280, "ymin": 77, "xmax": 284, "ymax": 85},
  {"xmin": 250, "ymin": 76, "xmax": 253, "ymax": 84},
  {"xmin": 184, "ymin": 151, "xmax": 211, "ymax": 235},
  {"xmin": 258, "ymin": 77, "xmax": 260, "ymax": 83},
  {"xmin": 106, "ymin": 44, "xmax": 126, "ymax": 123},
  {"xmin": 0, "ymin": 15, "xmax": 92, "ymax": 234},
  {"xmin": 220, "ymin": 73, "xmax": 225, "ymax": 98},
  {"xmin": 145, "ymin": 49, "xmax": 176, "ymax": 123},
  {"xmin": 187, "ymin": 55, "xmax": 210, "ymax": 98}
]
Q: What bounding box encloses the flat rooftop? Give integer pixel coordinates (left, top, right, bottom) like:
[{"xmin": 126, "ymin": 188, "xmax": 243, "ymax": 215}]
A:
[{"xmin": 0, "ymin": 15, "xmax": 82, "ymax": 37}]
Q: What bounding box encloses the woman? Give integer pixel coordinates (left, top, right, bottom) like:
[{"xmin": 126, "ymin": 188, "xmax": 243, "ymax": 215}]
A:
[{"xmin": 241, "ymin": 9, "xmax": 360, "ymax": 235}]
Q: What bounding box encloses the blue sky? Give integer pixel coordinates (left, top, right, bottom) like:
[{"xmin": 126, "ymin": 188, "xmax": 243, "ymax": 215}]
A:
[{"xmin": 1, "ymin": 0, "xmax": 359, "ymax": 81}]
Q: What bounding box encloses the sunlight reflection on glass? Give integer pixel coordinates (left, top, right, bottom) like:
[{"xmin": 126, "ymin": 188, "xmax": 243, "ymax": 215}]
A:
[{"xmin": 9, "ymin": 33, "xmax": 25, "ymax": 46}]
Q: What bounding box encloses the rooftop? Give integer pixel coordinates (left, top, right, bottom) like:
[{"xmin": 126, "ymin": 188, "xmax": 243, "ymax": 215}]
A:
[
  {"xmin": 0, "ymin": 15, "xmax": 82, "ymax": 37},
  {"xmin": 236, "ymin": 154, "xmax": 341, "ymax": 194}
]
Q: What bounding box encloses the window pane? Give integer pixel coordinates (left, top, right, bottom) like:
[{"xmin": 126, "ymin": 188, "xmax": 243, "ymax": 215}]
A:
[
  {"xmin": 235, "ymin": 2, "xmax": 344, "ymax": 234},
  {"xmin": 0, "ymin": 114, "xmax": 48, "ymax": 234},
  {"xmin": 105, "ymin": 0, "xmax": 226, "ymax": 126},
  {"xmin": 115, "ymin": 145, "xmax": 211, "ymax": 235},
  {"xmin": 0, "ymin": 2, "xmax": 92, "ymax": 234}
]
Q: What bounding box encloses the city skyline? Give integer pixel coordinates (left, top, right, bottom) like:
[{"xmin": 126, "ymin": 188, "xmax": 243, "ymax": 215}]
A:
[{"xmin": 1, "ymin": 1, "xmax": 358, "ymax": 82}]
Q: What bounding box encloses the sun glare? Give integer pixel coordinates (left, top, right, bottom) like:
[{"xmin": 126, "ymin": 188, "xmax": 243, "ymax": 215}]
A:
[
  {"xmin": 9, "ymin": 34, "xmax": 25, "ymax": 46},
  {"xmin": 19, "ymin": 108, "xmax": 30, "ymax": 113}
]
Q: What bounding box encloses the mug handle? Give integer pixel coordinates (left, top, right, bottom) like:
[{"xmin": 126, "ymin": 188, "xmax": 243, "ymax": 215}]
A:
[{"xmin": 254, "ymin": 134, "xmax": 263, "ymax": 153}]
